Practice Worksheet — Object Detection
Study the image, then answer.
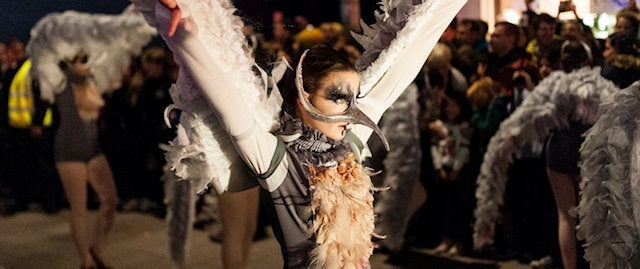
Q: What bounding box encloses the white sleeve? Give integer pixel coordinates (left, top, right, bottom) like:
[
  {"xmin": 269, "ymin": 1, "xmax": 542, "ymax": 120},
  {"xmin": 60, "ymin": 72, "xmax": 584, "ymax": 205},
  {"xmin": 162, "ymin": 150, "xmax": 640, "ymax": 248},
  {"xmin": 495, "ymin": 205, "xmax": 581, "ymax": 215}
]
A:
[
  {"xmin": 145, "ymin": 2, "xmax": 287, "ymax": 190},
  {"xmin": 351, "ymin": 0, "xmax": 467, "ymax": 143}
]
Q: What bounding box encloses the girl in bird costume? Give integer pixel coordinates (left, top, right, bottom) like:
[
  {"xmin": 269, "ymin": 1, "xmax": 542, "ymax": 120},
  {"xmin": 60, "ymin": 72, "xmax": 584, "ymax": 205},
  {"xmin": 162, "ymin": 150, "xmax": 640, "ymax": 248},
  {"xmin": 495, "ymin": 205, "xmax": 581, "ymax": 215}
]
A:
[{"xmin": 132, "ymin": 0, "xmax": 466, "ymax": 267}]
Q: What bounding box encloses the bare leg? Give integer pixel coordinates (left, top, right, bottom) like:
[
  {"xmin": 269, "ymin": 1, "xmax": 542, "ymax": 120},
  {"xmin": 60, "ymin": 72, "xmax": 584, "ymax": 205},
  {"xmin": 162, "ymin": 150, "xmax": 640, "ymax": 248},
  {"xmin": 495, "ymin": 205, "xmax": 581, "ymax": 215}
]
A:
[
  {"xmin": 57, "ymin": 161, "xmax": 95, "ymax": 267},
  {"xmin": 218, "ymin": 186, "xmax": 260, "ymax": 269},
  {"xmin": 547, "ymin": 169, "xmax": 579, "ymax": 269},
  {"xmin": 86, "ymin": 154, "xmax": 118, "ymax": 260}
]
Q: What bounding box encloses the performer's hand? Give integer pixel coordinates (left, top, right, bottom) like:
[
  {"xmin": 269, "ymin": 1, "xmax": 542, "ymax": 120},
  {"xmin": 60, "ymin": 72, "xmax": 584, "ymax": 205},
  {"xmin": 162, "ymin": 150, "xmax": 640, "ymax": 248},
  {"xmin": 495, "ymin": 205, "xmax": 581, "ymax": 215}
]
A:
[{"xmin": 159, "ymin": 0, "xmax": 182, "ymax": 37}]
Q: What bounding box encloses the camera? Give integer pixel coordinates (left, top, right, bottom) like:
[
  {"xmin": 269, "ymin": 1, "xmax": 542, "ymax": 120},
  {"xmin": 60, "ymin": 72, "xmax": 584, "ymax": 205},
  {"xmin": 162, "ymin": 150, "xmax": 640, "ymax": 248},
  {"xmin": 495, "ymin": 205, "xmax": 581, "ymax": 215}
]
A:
[
  {"xmin": 513, "ymin": 75, "xmax": 526, "ymax": 87},
  {"xmin": 559, "ymin": 0, "xmax": 573, "ymax": 13}
]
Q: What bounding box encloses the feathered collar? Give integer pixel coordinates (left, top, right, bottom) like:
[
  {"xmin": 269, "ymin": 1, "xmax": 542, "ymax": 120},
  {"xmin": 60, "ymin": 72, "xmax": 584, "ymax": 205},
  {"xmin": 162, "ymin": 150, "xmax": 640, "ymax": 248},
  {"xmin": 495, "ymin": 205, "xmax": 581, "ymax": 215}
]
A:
[
  {"xmin": 275, "ymin": 113, "xmax": 352, "ymax": 168},
  {"xmin": 276, "ymin": 113, "xmax": 375, "ymax": 269}
]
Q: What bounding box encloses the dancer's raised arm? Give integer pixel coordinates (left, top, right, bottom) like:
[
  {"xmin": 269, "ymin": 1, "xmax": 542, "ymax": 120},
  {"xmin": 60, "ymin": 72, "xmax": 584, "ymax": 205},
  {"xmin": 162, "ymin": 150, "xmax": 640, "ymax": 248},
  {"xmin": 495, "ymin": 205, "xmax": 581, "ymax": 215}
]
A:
[
  {"xmin": 134, "ymin": 0, "xmax": 285, "ymax": 190},
  {"xmin": 350, "ymin": 0, "xmax": 468, "ymax": 144}
]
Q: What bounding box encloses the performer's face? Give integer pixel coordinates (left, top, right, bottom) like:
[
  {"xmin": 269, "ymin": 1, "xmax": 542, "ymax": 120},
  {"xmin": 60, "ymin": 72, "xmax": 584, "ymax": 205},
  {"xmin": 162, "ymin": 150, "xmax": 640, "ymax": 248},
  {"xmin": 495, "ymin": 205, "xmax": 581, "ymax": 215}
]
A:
[
  {"xmin": 298, "ymin": 70, "xmax": 359, "ymax": 141},
  {"xmin": 64, "ymin": 53, "xmax": 91, "ymax": 77},
  {"xmin": 615, "ymin": 17, "xmax": 636, "ymax": 36}
]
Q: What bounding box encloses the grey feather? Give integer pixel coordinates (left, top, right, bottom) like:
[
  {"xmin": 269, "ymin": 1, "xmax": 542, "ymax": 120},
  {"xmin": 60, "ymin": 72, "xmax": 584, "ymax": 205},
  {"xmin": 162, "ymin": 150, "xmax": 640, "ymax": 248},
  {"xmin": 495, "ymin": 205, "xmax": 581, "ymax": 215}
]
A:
[
  {"xmin": 473, "ymin": 67, "xmax": 620, "ymax": 243},
  {"xmin": 577, "ymin": 81, "xmax": 640, "ymax": 269},
  {"xmin": 373, "ymin": 83, "xmax": 422, "ymax": 251},
  {"xmin": 353, "ymin": 0, "xmax": 423, "ymax": 72},
  {"xmin": 164, "ymin": 172, "xmax": 196, "ymax": 268},
  {"xmin": 354, "ymin": 0, "xmax": 463, "ymax": 96}
]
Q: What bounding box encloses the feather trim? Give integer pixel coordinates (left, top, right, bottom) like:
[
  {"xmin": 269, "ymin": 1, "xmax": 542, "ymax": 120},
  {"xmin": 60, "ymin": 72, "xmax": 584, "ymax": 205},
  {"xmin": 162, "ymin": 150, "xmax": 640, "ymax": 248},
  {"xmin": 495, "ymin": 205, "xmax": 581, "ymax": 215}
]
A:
[
  {"xmin": 354, "ymin": 0, "xmax": 435, "ymax": 95},
  {"xmin": 172, "ymin": 0, "xmax": 280, "ymax": 132},
  {"xmin": 159, "ymin": 85, "xmax": 236, "ymax": 194},
  {"xmin": 308, "ymin": 153, "xmax": 375, "ymax": 269},
  {"xmin": 163, "ymin": 172, "xmax": 196, "ymax": 268},
  {"xmin": 577, "ymin": 82, "xmax": 640, "ymax": 269},
  {"xmin": 26, "ymin": 9, "xmax": 155, "ymax": 103},
  {"xmin": 473, "ymin": 67, "xmax": 619, "ymax": 245}
]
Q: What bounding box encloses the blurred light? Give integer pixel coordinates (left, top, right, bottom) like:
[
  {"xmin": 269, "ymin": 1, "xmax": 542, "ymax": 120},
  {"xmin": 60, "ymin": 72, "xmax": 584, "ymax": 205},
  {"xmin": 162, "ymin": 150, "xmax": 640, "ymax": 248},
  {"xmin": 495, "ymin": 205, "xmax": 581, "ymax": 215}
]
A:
[
  {"xmin": 597, "ymin": 12, "xmax": 611, "ymax": 32},
  {"xmin": 582, "ymin": 14, "xmax": 595, "ymax": 28},
  {"xmin": 502, "ymin": 8, "xmax": 521, "ymax": 25},
  {"xmin": 593, "ymin": 13, "xmax": 614, "ymax": 39}
]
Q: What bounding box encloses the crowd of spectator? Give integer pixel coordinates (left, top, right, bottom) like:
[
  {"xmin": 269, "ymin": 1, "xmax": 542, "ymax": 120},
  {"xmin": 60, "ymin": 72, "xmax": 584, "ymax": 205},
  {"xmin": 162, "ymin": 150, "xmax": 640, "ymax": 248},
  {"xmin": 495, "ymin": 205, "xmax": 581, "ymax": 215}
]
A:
[{"xmin": 398, "ymin": 2, "xmax": 640, "ymax": 269}]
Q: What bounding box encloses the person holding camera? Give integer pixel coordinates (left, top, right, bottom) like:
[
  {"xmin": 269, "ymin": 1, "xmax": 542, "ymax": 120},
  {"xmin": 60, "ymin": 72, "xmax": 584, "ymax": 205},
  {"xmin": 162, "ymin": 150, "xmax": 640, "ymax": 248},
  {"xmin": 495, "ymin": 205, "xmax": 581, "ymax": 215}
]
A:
[{"xmin": 484, "ymin": 22, "xmax": 537, "ymax": 109}]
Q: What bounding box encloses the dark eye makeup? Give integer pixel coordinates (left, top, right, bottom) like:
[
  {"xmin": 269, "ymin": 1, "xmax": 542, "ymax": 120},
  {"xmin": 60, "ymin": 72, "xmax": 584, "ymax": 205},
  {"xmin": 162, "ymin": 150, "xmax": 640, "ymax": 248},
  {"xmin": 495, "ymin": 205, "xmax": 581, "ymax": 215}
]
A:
[
  {"xmin": 71, "ymin": 55, "xmax": 89, "ymax": 64},
  {"xmin": 324, "ymin": 83, "xmax": 355, "ymax": 104}
]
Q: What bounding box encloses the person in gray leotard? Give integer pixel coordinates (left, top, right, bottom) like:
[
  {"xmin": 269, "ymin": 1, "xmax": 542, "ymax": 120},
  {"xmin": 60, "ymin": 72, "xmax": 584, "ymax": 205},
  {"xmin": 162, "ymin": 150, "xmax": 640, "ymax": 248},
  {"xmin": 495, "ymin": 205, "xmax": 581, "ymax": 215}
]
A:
[
  {"xmin": 53, "ymin": 52, "xmax": 118, "ymax": 269},
  {"xmin": 54, "ymin": 81, "xmax": 102, "ymax": 162},
  {"xmin": 27, "ymin": 9, "xmax": 154, "ymax": 268}
]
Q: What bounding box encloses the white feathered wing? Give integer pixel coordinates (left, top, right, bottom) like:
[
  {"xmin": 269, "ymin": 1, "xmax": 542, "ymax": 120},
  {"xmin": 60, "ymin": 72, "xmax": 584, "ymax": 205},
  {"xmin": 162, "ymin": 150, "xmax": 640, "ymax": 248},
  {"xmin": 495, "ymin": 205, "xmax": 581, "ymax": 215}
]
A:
[{"xmin": 26, "ymin": 8, "xmax": 156, "ymax": 103}]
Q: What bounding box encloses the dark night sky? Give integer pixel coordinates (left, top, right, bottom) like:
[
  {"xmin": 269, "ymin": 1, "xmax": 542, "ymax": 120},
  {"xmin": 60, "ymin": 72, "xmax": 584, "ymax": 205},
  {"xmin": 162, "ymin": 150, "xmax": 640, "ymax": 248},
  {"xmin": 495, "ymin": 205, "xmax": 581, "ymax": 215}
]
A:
[
  {"xmin": 1, "ymin": 0, "xmax": 351, "ymax": 44},
  {"xmin": 1, "ymin": 0, "xmax": 132, "ymax": 43}
]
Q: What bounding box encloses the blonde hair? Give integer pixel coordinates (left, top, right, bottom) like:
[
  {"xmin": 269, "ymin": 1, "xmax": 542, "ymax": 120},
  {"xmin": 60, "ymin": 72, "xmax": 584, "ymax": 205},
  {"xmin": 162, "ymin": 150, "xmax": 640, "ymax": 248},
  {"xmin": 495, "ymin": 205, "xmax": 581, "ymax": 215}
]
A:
[
  {"xmin": 294, "ymin": 27, "xmax": 325, "ymax": 51},
  {"xmin": 466, "ymin": 77, "xmax": 496, "ymax": 109}
]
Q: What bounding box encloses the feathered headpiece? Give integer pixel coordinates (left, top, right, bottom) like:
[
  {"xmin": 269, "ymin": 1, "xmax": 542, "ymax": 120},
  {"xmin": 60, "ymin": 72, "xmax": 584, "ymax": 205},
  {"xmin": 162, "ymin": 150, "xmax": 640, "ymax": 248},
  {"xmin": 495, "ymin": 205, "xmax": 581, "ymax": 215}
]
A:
[{"xmin": 26, "ymin": 7, "xmax": 156, "ymax": 103}]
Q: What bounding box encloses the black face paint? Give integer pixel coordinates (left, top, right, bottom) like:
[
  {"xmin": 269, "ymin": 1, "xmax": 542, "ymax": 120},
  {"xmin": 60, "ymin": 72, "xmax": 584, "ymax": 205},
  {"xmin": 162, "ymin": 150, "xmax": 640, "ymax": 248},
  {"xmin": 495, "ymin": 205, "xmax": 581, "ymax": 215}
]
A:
[
  {"xmin": 321, "ymin": 84, "xmax": 354, "ymax": 106},
  {"xmin": 295, "ymin": 49, "xmax": 390, "ymax": 150}
]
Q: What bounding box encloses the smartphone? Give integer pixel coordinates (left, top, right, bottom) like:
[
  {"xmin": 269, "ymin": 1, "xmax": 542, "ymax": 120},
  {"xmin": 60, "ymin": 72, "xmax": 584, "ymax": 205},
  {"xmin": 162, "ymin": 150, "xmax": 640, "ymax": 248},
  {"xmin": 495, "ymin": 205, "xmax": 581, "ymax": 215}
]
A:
[{"xmin": 559, "ymin": 0, "xmax": 573, "ymax": 13}]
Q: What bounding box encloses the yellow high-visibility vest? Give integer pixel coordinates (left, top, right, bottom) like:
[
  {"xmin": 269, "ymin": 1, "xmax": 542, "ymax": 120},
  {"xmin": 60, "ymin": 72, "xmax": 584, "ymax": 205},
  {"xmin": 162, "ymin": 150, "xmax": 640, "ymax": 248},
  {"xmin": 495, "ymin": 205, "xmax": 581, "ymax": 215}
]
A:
[{"xmin": 8, "ymin": 59, "xmax": 52, "ymax": 128}]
